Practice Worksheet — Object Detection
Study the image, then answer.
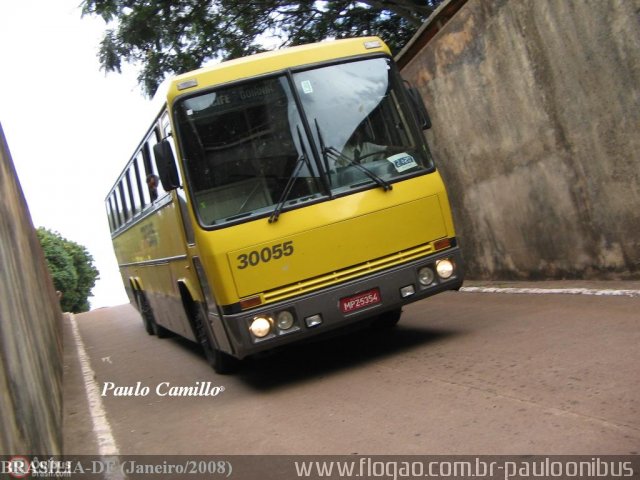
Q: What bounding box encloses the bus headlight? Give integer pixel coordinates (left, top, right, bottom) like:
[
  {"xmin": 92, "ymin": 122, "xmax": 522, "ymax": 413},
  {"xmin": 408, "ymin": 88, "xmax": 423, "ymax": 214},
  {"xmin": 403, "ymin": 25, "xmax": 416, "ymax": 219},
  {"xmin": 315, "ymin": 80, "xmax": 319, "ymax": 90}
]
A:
[
  {"xmin": 436, "ymin": 259, "xmax": 455, "ymax": 279},
  {"xmin": 418, "ymin": 267, "xmax": 435, "ymax": 286},
  {"xmin": 249, "ymin": 316, "xmax": 273, "ymax": 338},
  {"xmin": 276, "ymin": 310, "xmax": 295, "ymax": 331}
]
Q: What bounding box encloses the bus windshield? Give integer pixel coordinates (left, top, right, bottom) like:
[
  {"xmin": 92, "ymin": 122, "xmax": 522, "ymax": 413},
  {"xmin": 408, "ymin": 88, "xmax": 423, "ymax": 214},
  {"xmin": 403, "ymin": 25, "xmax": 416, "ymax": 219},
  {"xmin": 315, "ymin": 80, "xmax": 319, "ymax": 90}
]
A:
[
  {"xmin": 295, "ymin": 57, "xmax": 434, "ymax": 194},
  {"xmin": 175, "ymin": 57, "xmax": 433, "ymax": 227}
]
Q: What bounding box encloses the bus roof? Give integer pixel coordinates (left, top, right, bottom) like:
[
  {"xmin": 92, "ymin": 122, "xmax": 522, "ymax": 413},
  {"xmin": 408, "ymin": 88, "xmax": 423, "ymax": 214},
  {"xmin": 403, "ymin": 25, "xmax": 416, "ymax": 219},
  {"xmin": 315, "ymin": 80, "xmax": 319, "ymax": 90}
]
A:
[{"xmin": 166, "ymin": 36, "xmax": 390, "ymax": 102}]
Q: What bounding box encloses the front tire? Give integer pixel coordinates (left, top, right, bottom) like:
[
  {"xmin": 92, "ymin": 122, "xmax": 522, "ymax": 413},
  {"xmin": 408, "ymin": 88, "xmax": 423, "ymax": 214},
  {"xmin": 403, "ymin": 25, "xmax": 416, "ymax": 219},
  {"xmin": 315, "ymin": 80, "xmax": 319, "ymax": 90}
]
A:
[{"xmin": 193, "ymin": 303, "xmax": 239, "ymax": 374}]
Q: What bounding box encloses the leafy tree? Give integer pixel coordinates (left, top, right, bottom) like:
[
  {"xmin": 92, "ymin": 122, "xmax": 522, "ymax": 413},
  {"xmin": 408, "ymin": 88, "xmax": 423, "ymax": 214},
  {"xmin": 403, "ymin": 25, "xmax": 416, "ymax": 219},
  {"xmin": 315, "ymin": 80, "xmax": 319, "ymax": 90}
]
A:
[
  {"xmin": 82, "ymin": 0, "xmax": 443, "ymax": 97},
  {"xmin": 36, "ymin": 228, "xmax": 100, "ymax": 313}
]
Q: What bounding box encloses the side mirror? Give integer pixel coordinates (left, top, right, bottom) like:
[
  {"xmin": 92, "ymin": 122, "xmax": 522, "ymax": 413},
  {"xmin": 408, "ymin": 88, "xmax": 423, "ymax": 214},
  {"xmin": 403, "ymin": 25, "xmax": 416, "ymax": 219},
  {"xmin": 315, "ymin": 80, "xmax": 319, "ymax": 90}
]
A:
[
  {"xmin": 405, "ymin": 84, "xmax": 432, "ymax": 130},
  {"xmin": 153, "ymin": 140, "xmax": 180, "ymax": 191}
]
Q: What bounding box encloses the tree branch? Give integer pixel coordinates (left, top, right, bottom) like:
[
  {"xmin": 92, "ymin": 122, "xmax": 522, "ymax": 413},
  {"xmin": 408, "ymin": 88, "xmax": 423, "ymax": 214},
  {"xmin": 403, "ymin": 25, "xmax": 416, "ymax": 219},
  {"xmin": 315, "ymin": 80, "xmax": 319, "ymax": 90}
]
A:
[{"xmin": 357, "ymin": 0, "xmax": 425, "ymax": 27}]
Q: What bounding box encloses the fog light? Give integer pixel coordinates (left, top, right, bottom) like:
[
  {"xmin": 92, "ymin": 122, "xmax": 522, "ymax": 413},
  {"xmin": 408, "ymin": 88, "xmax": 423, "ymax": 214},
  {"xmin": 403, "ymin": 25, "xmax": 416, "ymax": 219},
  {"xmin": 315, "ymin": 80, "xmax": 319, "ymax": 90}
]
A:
[
  {"xmin": 400, "ymin": 285, "xmax": 415, "ymax": 298},
  {"xmin": 276, "ymin": 310, "xmax": 295, "ymax": 330},
  {"xmin": 305, "ymin": 314, "xmax": 323, "ymax": 328},
  {"xmin": 418, "ymin": 267, "xmax": 435, "ymax": 286},
  {"xmin": 249, "ymin": 316, "xmax": 273, "ymax": 338},
  {"xmin": 436, "ymin": 259, "xmax": 454, "ymax": 279}
]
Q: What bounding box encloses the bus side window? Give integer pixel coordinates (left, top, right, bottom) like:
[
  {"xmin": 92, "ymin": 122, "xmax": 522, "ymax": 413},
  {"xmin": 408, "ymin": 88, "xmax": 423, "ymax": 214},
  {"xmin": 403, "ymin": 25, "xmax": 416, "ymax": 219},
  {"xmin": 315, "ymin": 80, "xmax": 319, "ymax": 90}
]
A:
[
  {"xmin": 147, "ymin": 132, "xmax": 167, "ymax": 199},
  {"xmin": 160, "ymin": 112, "xmax": 182, "ymax": 185},
  {"xmin": 119, "ymin": 180, "xmax": 131, "ymax": 222},
  {"xmin": 126, "ymin": 176, "xmax": 134, "ymax": 220},
  {"xmin": 112, "ymin": 191, "xmax": 123, "ymax": 228},
  {"xmin": 128, "ymin": 167, "xmax": 142, "ymax": 216},
  {"xmin": 134, "ymin": 153, "xmax": 150, "ymax": 207},
  {"xmin": 161, "ymin": 112, "xmax": 172, "ymax": 139},
  {"xmin": 107, "ymin": 196, "xmax": 117, "ymax": 232}
]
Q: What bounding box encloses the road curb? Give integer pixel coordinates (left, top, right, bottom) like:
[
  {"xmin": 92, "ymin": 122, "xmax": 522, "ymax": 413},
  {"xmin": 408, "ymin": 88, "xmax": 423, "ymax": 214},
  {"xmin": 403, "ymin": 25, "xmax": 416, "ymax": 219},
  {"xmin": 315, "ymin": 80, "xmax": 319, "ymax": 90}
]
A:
[{"xmin": 460, "ymin": 286, "xmax": 640, "ymax": 297}]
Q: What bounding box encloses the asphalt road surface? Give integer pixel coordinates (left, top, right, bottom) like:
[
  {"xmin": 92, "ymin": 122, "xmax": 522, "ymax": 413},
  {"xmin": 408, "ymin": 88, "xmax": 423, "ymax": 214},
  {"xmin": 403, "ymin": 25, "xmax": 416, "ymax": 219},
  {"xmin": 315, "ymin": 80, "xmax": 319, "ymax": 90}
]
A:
[{"xmin": 63, "ymin": 284, "xmax": 639, "ymax": 456}]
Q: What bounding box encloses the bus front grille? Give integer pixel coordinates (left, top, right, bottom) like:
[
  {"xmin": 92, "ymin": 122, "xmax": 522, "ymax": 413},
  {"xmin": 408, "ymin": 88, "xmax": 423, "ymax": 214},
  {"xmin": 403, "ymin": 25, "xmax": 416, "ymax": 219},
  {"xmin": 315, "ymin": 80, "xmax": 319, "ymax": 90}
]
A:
[{"xmin": 261, "ymin": 241, "xmax": 436, "ymax": 305}]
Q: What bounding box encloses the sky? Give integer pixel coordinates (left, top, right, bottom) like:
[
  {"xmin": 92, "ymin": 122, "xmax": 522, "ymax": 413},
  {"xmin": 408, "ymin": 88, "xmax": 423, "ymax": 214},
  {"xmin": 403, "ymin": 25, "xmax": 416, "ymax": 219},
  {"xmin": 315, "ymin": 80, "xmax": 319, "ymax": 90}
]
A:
[{"xmin": 0, "ymin": 1, "xmax": 156, "ymax": 308}]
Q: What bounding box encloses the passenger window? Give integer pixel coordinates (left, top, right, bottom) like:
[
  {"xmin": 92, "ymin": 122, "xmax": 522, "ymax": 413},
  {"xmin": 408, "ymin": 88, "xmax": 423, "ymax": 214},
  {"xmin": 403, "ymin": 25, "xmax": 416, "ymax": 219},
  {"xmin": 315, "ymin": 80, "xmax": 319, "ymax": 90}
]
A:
[
  {"xmin": 126, "ymin": 178, "xmax": 134, "ymax": 220},
  {"xmin": 161, "ymin": 112, "xmax": 172, "ymax": 139},
  {"xmin": 160, "ymin": 113, "xmax": 182, "ymax": 185},
  {"xmin": 147, "ymin": 133, "xmax": 166, "ymax": 199},
  {"xmin": 107, "ymin": 197, "xmax": 116, "ymax": 232},
  {"xmin": 134, "ymin": 154, "xmax": 150, "ymax": 207},
  {"xmin": 119, "ymin": 181, "xmax": 131, "ymax": 222},
  {"xmin": 128, "ymin": 167, "xmax": 141, "ymax": 215},
  {"xmin": 112, "ymin": 192, "xmax": 123, "ymax": 228}
]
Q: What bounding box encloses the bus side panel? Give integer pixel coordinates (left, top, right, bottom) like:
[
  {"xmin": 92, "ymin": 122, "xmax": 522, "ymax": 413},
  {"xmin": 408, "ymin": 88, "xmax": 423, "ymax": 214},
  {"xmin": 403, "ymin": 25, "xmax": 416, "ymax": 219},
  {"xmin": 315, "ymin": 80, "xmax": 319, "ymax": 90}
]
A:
[{"xmin": 113, "ymin": 197, "xmax": 196, "ymax": 340}]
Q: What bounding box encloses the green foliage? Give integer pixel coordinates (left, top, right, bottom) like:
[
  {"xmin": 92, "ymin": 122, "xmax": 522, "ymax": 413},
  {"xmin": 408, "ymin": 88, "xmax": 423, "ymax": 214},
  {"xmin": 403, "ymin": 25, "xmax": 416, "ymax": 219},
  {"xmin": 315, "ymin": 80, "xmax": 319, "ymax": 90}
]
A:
[
  {"xmin": 81, "ymin": 0, "xmax": 443, "ymax": 97},
  {"xmin": 36, "ymin": 228, "xmax": 100, "ymax": 313}
]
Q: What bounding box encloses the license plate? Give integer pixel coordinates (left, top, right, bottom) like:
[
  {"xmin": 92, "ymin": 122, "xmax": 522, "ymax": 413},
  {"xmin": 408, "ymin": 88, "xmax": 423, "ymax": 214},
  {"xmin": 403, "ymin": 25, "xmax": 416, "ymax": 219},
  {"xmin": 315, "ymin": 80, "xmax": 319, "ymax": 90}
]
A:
[{"xmin": 340, "ymin": 288, "xmax": 381, "ymax": 314}]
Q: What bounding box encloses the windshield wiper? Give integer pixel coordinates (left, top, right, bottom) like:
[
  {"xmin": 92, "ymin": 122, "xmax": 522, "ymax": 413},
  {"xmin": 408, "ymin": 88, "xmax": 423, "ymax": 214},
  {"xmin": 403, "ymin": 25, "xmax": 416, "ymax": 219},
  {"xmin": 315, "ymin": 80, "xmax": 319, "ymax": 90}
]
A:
[
  {"xmin": 326, "ymin": 146, "xmax": 393, "ymax": 191},
  {"xmin": 269, "ymin": 127, "xmax": 313, "ymax": 223},
  {"xmin": 314, "ymin": 119, "xmax": 333, "ymax": 184},
  {"xmin": 314, "ymin": 120, "xmax": 392, "ymax": 192}
]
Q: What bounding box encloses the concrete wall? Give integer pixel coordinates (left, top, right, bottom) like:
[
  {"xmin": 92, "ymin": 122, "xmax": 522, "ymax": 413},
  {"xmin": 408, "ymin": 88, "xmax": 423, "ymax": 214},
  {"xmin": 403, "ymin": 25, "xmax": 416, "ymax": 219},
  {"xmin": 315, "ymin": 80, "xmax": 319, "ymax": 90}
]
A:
[
  {"xmin": 0, "ymin": 123, "xmax": 63, "ymax": 454},
  {"xmin": 399, "ymin": 0, "xmax": 640, "ymax": 279}
]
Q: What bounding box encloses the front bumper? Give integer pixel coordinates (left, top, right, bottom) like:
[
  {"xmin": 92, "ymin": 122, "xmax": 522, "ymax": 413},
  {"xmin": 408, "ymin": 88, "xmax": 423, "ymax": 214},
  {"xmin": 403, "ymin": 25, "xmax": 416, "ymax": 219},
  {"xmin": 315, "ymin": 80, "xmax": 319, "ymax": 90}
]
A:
[{"xmin": 219, "ymin": 247, "xmax": 463, "ymax": 359}]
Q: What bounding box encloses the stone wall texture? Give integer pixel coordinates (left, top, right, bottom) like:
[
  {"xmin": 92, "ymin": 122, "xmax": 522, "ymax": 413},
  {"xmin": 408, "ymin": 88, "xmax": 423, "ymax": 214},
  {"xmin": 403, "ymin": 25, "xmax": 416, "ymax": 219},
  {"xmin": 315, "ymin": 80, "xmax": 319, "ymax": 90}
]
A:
[
  {"xmin": 0, "ymin": 123, "xmax": 63, "ymax": 454},
  {"xmin": 400, "ymin": 0, "xmax": 640, "ymax": 279}
]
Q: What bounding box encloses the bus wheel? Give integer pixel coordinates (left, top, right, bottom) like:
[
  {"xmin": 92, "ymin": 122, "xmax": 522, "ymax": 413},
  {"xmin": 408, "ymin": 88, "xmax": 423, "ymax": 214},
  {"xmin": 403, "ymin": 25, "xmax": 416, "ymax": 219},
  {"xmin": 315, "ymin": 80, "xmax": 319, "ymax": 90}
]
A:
[
  {"xmin": 205, "ymin": 345, "xmax": 239, "ymax": 375},
  {"xmin": 137, "ymin": 291, "xmax": 172, "ymax": 338},
  {"xmin": 136, "ymin": 291, "xmax": 155, "ymax": 336},
  {"xmin": 193, "ymin": 305, "xmax": 239, "ymax": 374},
  {"xmin": 373, "ymin": 308, "xmax": 402, "ymax": 329}
]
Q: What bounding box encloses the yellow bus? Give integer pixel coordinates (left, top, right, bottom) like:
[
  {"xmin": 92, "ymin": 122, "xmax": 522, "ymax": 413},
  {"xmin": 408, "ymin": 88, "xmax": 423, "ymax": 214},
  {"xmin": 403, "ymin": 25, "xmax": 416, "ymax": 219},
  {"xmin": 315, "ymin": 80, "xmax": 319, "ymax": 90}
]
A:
[{"xmin": 106, "ymin": 37, "xmax": 463, "ymax": 373}]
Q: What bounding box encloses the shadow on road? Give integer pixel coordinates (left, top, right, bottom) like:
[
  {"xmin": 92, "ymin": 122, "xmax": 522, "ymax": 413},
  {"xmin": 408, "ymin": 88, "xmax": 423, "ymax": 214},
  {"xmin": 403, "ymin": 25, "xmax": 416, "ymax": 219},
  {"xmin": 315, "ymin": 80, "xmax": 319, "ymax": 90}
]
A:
[
  {"xmin": 155, "ymin": 319, "xmax": 462, "ymax": 391},
  {"xmin": 236, "ymin": 325, "xmax": 460, "ymax": 391}
]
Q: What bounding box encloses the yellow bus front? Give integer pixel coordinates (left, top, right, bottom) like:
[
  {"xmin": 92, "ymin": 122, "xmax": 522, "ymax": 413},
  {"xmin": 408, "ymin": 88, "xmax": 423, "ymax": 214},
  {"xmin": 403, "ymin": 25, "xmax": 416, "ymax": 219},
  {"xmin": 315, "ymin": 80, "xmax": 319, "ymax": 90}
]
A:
[{"xmin": 166, "ymin": 37, "xmax": 463, "ymax": 358}]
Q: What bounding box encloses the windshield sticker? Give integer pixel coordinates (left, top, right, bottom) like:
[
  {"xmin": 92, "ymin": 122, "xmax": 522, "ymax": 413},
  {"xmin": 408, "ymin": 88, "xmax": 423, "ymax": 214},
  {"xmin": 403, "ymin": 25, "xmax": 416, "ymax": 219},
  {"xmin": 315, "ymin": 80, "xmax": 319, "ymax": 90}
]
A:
[
  {"xmin": 301, "ymin": 80, "xmax": 313, "ymax": 94},
  {"xmin": 387, "ymin": 153, "xmax": 418, "ymax": 172}
]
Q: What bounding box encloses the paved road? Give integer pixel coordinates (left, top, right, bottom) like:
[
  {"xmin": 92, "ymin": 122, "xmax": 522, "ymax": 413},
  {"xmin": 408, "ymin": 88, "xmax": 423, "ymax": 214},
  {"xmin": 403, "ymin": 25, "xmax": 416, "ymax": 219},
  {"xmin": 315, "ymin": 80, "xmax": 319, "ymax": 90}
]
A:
[{"xmin": 63, "ymin": 286, "xmax": 640, "ymax": 455}]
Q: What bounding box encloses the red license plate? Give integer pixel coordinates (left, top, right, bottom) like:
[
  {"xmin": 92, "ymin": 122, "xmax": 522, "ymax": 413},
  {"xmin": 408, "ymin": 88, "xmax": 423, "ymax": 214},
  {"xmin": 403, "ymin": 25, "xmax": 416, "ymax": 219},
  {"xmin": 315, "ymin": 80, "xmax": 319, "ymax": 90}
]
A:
[{"xmin": 340, "ymin": 288, "xmax": 381, "ymax": 313}]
